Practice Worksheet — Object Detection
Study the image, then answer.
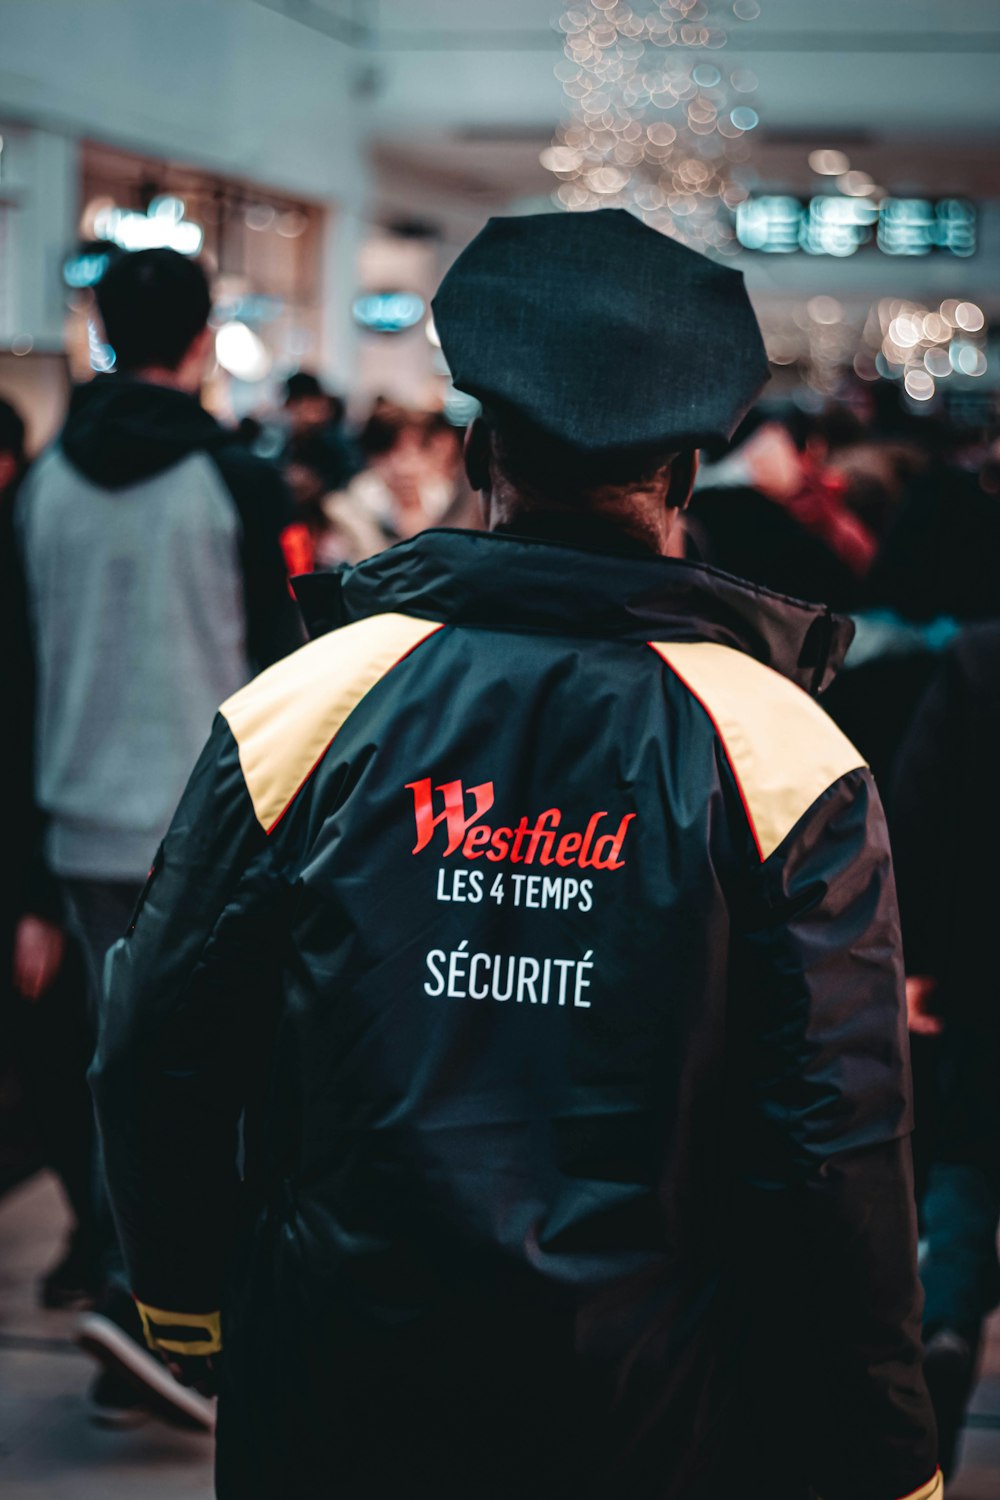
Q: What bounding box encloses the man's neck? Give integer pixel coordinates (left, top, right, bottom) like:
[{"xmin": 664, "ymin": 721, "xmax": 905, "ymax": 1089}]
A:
[
  {"xmin": 488, "ymin": 491, "xmax": 673, "ymax": 558},
  {"xmin": 491, "ymin": 507, "xmax": 666, "ymax": 560}
]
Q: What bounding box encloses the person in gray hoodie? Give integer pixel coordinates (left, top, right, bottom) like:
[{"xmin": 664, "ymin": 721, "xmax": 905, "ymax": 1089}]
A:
[{"xmin": 14, "ymin": 247, "xmax": 302, "ymax": 1427}]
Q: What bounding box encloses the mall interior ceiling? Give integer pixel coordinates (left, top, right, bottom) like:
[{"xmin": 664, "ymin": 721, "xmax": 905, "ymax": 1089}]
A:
[
  {"xmin": 2, "ymin": 0, "xmax": 999, "ymax": 405},
  {"xmin": 6, "ymin": 1, "xmax": 999, "ymax": 230}
]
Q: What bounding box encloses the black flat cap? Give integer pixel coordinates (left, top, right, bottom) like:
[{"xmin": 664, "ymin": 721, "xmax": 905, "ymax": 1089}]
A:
[{"xmin": 432, "ymin": 208, "xmax": 768, "ymax": 455}]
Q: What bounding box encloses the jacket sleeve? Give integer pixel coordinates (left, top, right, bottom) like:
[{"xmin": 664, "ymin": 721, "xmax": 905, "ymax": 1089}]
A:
[
  {"xmin": 731, "ymin": 767, "xmax": 938, "ymax": 1500},
  {"xmin": 213, "ymin": 446, "xmax": 305, "ymax": 671},
  {"xmin": 89, "ymin": 713, "xmax": 285, "ymax": 1346}
]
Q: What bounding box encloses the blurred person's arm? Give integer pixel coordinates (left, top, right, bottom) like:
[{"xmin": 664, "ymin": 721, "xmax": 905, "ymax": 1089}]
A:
[
  {"xmin": 905, "ymin": 975, "xmax": 943, "ymax": 1037},
  {"xmin": 213, "ymin": 448, "xmax": 306, "ymax": 669},
  {"xmin": 733, "ymin": 768, "xmax": 939, "ymax": 1500},
  {"xmin": 6, "ymin": 475, "xmax": 67, "ymax": 991},
  {"xmin": 13, "ymin": 914, "xmax": 66, "ymax": 1001},
  {"xmin": 90, "ymin": 712, "xmax": 287, "ymax": 1378}
]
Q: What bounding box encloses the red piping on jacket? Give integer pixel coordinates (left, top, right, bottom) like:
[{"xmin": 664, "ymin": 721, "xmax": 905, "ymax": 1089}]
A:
[
  {"xmin": 265, "ymin": 623, "xmax": 444, "ymax": 836},
  {"xmin": 895, "ymin": 1472, "xmax": 942, "ymax": 1500}
]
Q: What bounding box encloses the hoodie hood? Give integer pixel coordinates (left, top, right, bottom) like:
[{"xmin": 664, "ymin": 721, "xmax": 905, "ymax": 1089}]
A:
[
  {"xmin": 60, "ymin": 375, "xmax": 227, "ymax": 489},
  {"xmin": 293, "ymin": 527, "xmax": 854, "ymax": 695}
]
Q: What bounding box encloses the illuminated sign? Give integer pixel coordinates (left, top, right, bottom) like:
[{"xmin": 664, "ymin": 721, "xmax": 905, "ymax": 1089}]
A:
[
  {"xmin": 735, "ymin": 196, "xmax": 976, "ymax": 257},
  {"xmin": 352, "ymin": 291, "xmax": 426, "ymax": 334},
  {"xmin": 92, "ymin": 196, "xmax": 204, "ymax": 255},
  {"xmin": 63, "ymin": 250, "xmax": 112, "ymax": 288}
]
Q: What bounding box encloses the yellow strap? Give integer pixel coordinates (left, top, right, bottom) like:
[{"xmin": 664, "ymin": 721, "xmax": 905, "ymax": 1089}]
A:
[
  {"xmin": 649, "ymin": 640, "xmax": 865, "ymax": 861},
  {"xmin": 221, "ymin": 612, "xmax": 444, "ymax": 833},
  {"xmin": 897, "ymin": 1473, "xmax": 943, "ymax": 1500},
  {"xmin": 135, "ymin": 1300, "xmax": 222, "ymax": 1357},
  {"xmin": 818, "ymin": 1471, "xmax": 941, "ymax": 1500}
]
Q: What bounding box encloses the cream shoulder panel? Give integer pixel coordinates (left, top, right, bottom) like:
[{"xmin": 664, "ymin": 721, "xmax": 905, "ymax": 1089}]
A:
[
  {"xmin": 222, "ymin": 612, "xmax": 443, "ymax": 832},
  {"xmin": 649, "ymin": 640, "xmax": 866, "ymax": 861}
]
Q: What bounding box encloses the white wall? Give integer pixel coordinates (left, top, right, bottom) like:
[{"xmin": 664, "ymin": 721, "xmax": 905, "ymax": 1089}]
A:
[
  {"xmin": 0, "ymin": 125, "xmax": 77, "ymax": 351},
  {"xmin": 0, "ymin": 0, "xmax": 374, "ymax": 380},
  {"xmin": 0, "ymin": 0, "xmax": 368, "ymax": 198}
]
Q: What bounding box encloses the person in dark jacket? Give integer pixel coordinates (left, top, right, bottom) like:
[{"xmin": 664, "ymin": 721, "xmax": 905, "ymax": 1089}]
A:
[
  {"xmin": 282, "ymin": 369, "xmax": 360, "ymax": 500},
  {"xmin": 15, "ymin": 248, "xmax": 302, "ymax": 1425},
  {"xmin": 2, "ymin": 394, "xmax": 100, "ymax": 1311},
  {"xmin": 890, "ymin": 625, "xmax": 1000, "ymax": 1479},
  {"xmin": 92, "ymin": 212, "xmax": 938, "ymax": 1499},
  {"xmin": 686, "ymin": 407, "xmax": 874, "ymax": 613}
]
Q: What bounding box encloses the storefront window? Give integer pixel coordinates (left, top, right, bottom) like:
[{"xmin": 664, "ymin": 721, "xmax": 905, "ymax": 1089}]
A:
[{"xmin": 68, "ymin": 139, "xmax": 326, "ymax": 414}]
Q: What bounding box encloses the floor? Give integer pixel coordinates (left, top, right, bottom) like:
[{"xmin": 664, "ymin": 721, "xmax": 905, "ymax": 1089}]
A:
[
  {"xmin": 1, "ymin": 1172, "xmax": 999, "ymax": 1498},
  {"xmin": 0, "ymin": 1174, "xmax": 213, "ymax": 1498}
]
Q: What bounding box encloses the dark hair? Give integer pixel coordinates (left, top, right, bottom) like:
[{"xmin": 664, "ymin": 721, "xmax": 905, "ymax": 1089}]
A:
[
  {"xmin": 360, "ymin": 402, "xmax": 421, "ymax": 458},
  {"xmin": 95, "ymin": 248, "xmax": 212, "ymax": 371},
  {"xmin": 236, "ymin": 415, "xmax": 263, "ymax": 448},
  {"xmin": 484, "ymin": 405, "xmax": 678, "ymax": 506},
  {"xmin": 285, "ymin": 371, "xmax": 326, "ymax": 403},
  {"xmin": 0, "ymin": 396, "xmax": 26, "ymax": 461}
]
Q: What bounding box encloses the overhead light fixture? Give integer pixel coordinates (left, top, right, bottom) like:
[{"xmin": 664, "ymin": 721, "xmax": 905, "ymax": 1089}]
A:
[
  {"xmin": 93, "ymin": 197, "xmax": 204, "ymax": 255},
  {"xmin": 215, "ymin": 321, "xmax": 271, "ymax": 381}
]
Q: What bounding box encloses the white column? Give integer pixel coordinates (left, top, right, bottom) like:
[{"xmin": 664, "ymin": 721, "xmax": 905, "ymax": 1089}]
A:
[
  {"xmin": 2, "ymin": 125, "xmax": 77, "ymax": 350},
  {"xmin": 319, "ymin": 201, "xmax": 366, "ymax": 397}
]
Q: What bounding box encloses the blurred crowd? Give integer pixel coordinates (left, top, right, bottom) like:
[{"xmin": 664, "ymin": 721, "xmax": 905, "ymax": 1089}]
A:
[
  {"xmin": 1, "ymin": 245, "xmax": 999, "ymax": 1478},
  {"xmin": 252, "ymin": 373, "xmax": 477, "ymax": 572}
]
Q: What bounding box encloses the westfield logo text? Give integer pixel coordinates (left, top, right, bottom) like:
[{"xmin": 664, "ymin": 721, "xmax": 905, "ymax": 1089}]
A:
[{"xmin": 406, "ymin": 777, "xmax": 635, "ymax": 871}]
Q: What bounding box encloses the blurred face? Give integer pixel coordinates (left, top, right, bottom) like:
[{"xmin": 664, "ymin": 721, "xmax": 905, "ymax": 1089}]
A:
[
  {"xmin": 424, "ymin": 428, "xmax": 462, "ymax": 480},
  {"xmin": 380, "ymin": 426, "xmax": 425, "ymax": 490},
  {"xmin": 285, "ymin": 461, "xmax": 326, "ymax": 507},
  {"xmin": 289, "ymin": 395, "xmax": 333, "ymax": 436}
]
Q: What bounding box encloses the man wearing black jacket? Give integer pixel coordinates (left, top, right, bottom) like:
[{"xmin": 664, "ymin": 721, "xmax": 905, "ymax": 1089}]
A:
[
  {"xmin": 16, "ymin": 248, "xmax": 302, "ymax": 1423},
  {"xmin": 93, "ymin": 212, "xmax": 938, "ymax": 1497}
]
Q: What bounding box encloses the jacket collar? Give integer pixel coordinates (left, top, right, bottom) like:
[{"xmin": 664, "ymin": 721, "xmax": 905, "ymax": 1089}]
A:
[{"xmin": 292, "ymin": 527, "xmax": 854, "ymax": 695}]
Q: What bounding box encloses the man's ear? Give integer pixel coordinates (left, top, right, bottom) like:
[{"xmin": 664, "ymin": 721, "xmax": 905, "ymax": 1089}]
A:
[
  {"xmin": 176, "ymin": 325, "xmax": 215, "ymax": 392},
  {"xmin": 464, "ymin": 417, "xmax": 491, "ymax": 493},
  {"xmin": 666, "ymin": 450, "xmax": 699, "ymax": 510},
  {"xmin": 192, "ymin": 325, "xmax": 215, "ymax": 366}
]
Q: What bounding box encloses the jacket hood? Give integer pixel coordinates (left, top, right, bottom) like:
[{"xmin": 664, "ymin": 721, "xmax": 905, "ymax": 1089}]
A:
[
  {"xmin": 293, "ymin": 527, "xmax": 854, "ymax": 695},
  {"xmin": 60, "ymin": 375, "xmax": 227, "ymax": 489}
]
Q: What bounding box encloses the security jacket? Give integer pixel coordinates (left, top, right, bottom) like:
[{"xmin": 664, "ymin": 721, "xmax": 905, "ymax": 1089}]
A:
[{"xmin": 92, "ymin": 523, "xmax": 939, "ymax": 1500}]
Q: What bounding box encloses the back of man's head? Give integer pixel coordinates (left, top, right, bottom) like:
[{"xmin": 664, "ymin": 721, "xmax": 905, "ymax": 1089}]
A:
[
  {"xmin": 481, "ymin": 406, "xmax": 679, "ymax": 508},
  {"xmin": 96, "ymin": 249, "xmax": 212, "ymax": 373},
  {"xmin": 468, "ymin": 406, "xmax": 697, "ymax": 554}
]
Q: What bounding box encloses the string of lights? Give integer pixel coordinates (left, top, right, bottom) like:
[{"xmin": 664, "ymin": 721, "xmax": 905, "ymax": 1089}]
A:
[
  {"xmin": 759, "ymin": 296, "xmax": 988, "ymax": 398},
  {"xmin": 543, "ymin": 0, "xmax": 761, "ymax": 251}
]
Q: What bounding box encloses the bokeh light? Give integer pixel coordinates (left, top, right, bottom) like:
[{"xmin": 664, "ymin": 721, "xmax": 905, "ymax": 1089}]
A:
[
  {"xmin": 544, "ymin": 2, "xmax": 762, "ymax": 247},
  {"xmin": 808, "ymin": 148, "xmax": 850, "ymax": 176},
  {"xmin": 955, "ymin": 301, "xmax": 985, "ymax": 332},
  {"xmin": 904, "ymin": 369, "xmax": 935, "ymax": 401}
]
